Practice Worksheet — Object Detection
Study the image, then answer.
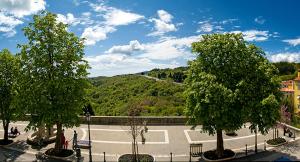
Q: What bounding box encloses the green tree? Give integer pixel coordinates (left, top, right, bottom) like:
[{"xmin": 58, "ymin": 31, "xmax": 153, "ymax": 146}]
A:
[
  {"xmin": 0, "ymin": 49, "xmax": 20, "ymax": 142},
  {"xmin": 17, "ymin": 12, "xmax": 89, "ymax": 152},
  {"xmin": 185, "ymin": 33, "xmax": 281, "ymax": 158}
]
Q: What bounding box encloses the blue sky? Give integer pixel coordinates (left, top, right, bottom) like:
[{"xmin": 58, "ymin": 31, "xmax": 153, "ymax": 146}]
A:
[{"xmin": 0, "ymin": 0, "xmax": 300, "ymax": 76}]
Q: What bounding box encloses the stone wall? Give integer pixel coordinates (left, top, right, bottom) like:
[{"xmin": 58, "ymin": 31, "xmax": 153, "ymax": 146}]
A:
[
  {"xmin": 80, "ymin": 116, "xmax": 188, "ymax": 125},
  {"xmin": 21, "ymin": 115, "xmax": 188, "ymax": 125}
]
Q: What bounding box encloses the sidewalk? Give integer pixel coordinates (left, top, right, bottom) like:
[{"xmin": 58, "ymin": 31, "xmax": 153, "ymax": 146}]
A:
[{"xmin": 231, "ymin": 139, "xmax": 300, "ymax": 161}]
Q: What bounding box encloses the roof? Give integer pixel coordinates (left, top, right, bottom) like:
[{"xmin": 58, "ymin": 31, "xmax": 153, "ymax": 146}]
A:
[{"xmin": 280, "ymin": 88, "xmax": 294, "ymax": 92}]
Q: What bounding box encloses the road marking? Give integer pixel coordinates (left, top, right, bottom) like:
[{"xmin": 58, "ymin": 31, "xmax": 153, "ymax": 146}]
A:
[
  {"xmin": 81, "ymin": 129, "xmax": 169, "ymax": 144},
  {"xmin": 184, "ymin": 129, "xmax": 261, "ymax": 143},
  {"xmin": 81, "ymin": 128, "xmax": 87, "ymax": 140},
  {"xmin": 91, "ymin": 140, "xmax": 168, "ymax": 144},
  {"xmin": 164, "ymin": 130, "xmax": 169, "ymax": 143},
  {"xmin": 184, "ymin": 129, "xmax": 192, "ymax": 143},
  {"xmin": 232, "ymin": 142, "xmax": 264, "ymax": 151},
  {"xmin": 84, "ymin": 128, "xmax": 166, "ymax": 132},
  {"xmin": 81, "ymin": 151, "xmax": 188, "ymax": 157}
]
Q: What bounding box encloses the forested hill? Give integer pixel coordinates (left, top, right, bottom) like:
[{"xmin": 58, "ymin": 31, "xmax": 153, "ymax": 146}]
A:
[
  {"xmin": 145, "ymin": 66, "xmax": 188, "ymax": 83},
  {"xmin": 143, "ymin": 62, "xmax": 300, "ymax": 82},
  {"xmin": 86, "ymin": 62, "xmax": 300, "ymax": 116},
  {"xmin": 87, "ymin": 75, "xmax": 185, "ymax": 116}
]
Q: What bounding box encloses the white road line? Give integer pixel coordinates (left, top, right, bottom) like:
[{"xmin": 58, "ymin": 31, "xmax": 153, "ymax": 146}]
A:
[
  {"xmin": 81, "ymin": 151, "xmax": 189, "ymax": 157},
  {"xmin": 81, "ymin": 128, "xmax": 87, "ymax": 140},
  {"xmin": 184, "ymin": 130, "xmax": 192, "ymax": 143},
  {"xmin": 232, "ymin": 142, "xmax": 265, "ymax": 151},
  {"xmin": 164, "ymin": 130, "xmax": 169, "ymax": 143},
  {"xmin": 84, "ymin": 128, "xmax": 166, "ymax": 132},
  {"xmin": 91, "ymin": 140, "xmax": 168, "ymax": 144},
  {"xmin": 184, "ymin": 129, "xmax": 262, "ymax": 143},
  {"xmin": 81, "ymin": 129, "xmax": 169, "ymax": 144}
]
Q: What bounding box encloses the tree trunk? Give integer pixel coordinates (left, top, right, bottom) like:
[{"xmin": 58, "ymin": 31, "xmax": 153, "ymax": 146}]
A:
[
  {"xmin": 54, "ymin": 122, "xmax": 62, "ymax": 152},
  {"xmin": 216, "ymin": 129, "xmax": 224, "ymax": 158},
  {"xmin": 136, "ymin": 140, "xmax": 139, "ymax": 162},
  {"xmin": 37, "ymin": 123, "xmax": 45, "ymax": 140},
  {"xmin": 255, "ymin": 128, "xmax": 257, "ymax": 153},
  {"xmin": 3, "ymin": 121, "xmax": 9, "ymax": 141}
]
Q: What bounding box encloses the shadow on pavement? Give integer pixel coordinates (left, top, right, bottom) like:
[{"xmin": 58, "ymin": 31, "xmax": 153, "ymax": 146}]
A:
[{"xmin": 230, "ymin": 150, "xmax": 299, "ymax": 161}]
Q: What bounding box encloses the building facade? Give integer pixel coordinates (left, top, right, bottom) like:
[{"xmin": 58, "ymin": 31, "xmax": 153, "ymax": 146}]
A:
[{"xmin": 280, "ymin": 71, "xmax": 300, "ymax": 114}]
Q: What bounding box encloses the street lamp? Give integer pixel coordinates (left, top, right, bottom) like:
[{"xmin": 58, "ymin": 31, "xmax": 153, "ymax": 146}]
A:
[{"xmin": 86, "ymin": 112, "xmax": 92, "ymax": 162}]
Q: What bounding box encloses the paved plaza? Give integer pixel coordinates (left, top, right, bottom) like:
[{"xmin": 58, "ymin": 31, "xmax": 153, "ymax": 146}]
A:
[{"xmin": 0, "ymin": 121, "xmax": 299, "ymax": 161}]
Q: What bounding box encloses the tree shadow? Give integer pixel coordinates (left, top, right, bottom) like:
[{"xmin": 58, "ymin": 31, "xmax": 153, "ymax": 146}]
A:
[
  {"xmin": 230, "ymin": 150, "xmax": 299, "ymax": 161},
  {"xmin": 0, "ymin": 147, "xmax": 28, "ymax": 161},
  {"xmin": 277, "ymin": 140, "xmax": 300, "ymax": 154},
  {"xmin": 7, "ymin": 140, "xmax": 29, "ymax": 150}
]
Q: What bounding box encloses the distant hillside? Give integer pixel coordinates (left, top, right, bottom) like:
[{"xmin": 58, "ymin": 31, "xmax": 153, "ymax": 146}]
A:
[
  {"xmin": 86, "ymin": 62, "xmax": 300, "ymax": 116},
  {"xmin": 273, "ymin": 62, "xmax": 300, "ymax": 81},
  {"xmin": 146, "ymin": 66, "xmax": 188, "ymax": 83},
  {"xmin": 144, "ymin": 62, "xmax": 300, "ymax": 82},
  {"xmin": 87, "ymin": 75, "xmax": 185, "ymax": 116}
]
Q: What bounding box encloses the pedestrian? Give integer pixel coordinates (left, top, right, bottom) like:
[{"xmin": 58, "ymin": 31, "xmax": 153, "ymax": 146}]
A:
[
  {"xmin": 14, "ymin": 127, "xmax": 20, "ymax": 135},
  {"xmin": 73, "ymin": 130, "xmax": 78, "ymax": 150},
  {"xmin": 10, "ymin": 127, "xmax": 14, "ymax": 135},
  {"xmin": 65, "ymin": 140, "xmax": 69, "ymax": 149},
  {"xmin": 61, "ymin": 129, "xmax": 66, "ymax": 149}
]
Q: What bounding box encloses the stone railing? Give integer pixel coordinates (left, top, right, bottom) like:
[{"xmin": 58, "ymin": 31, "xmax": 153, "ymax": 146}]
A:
[{"xmin": 79, "ymin": 116, "xmax": 188, "ymax": 125}]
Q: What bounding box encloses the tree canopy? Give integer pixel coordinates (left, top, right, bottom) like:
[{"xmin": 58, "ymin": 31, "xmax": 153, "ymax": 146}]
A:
[
  {"xmin": 0, "ymin": 49, "xmax": 20, "ymax": 142},
  {"xmin": 185, "ymin": 33, "xmax": 281, "ymax": 158},
  {"xmin": 17, "ymin": 11, "xmax": 89, "ymax": 151}
]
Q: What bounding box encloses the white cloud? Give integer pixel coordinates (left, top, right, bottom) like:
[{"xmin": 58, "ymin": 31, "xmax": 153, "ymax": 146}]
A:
[
  {"xmin": 148, "ymin": 10, "xmax": 177, "ymax": 36},
  {"xmin": 254, "ymin": 16, "xmax": 265, "ymax": 24},
  {"xmin": 0, "ymin": 0, "xmax": 46, "ymax": 18},
  {"xmin": 197, "ymin": 18, "xmax": 237, "ymax": 33},
  {"xmin": 79, "ymin": 12, "xmax": 94, "ymax": 25},
  {"xmin": 283, "ymin": 38, "xmax": 300, "ymax": 46},
  {"xmin": 81, "ymin": 2, "xmax": 144, "ymax": 46},
  {"xmin": 157, "ymin": 10, "xmax": 173, "ymax": 23},
  {"xmin": 140, "ymin": 35, "xmax": 201, "ymax": 60},
  {"xmin": 82, "ymin": 12, "xmax": 91, "ymax": 17},
  {"xmin": 0, "ymin": 12, "xmax": 23, "ymax": 26},
  {"xmin": 85, "ymin": 54, "xmax": 178, "ymax": 77},
  {"xmin": 197, "ymin": 21, "xmax": 213, "ymax": 33},
  {"xmin": 0, "ymin": 12, "xmax": 23, "ymax": 37},
  {"xmin": 230, "ymin": 30, "xmax": 269, "ymax": 42},
  {"xmin": 81, "ymin": 26, "xmax": 115, "ymax": 45},
  {"xmin": 107, "ymin": 35, "xmax": 200, "ymax": 60},
  {"xmin": 0, "ymin": 26, "xmax": 16, "ymax": 37},
  {"xmin": 269, "ymin": 52, "xmax": 300, "ymax": 62},
  {"xmin": 56, "ymin": 13, "xmax": 79, "ymax": 26},
  {"xmin": 0, "ymin": 0, "xmax": 45, "ymax": 37},
  {"xmin": 103, "ymin": 8, "xmax": 144, "ymax": 26},
  {"xmin": 220, "ymin": 18, "xmax": 238, "ymax": 24},
  {"xmin": 85, "ymin": 35, "xmax": 201, "ymax": 76},
  {"xmin": 90, "ymin": 2, "xmax": 144, "ymax": 26},
  {"xmin": 107, "ymin": 40, "xmax": 144, "ymax": 55}
]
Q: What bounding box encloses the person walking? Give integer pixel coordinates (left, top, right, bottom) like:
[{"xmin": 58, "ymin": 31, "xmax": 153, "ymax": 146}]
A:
[
  {"xmin": 61, "ymin": 129, "xmax": 66, "ymax": 149},
  {"xmin": 73, "ymin": 130, "xmax": 78, "ymax": 150},
  {"xmin": 65, "ymin": 140, "xmax": 69, "ymax": 149}
]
